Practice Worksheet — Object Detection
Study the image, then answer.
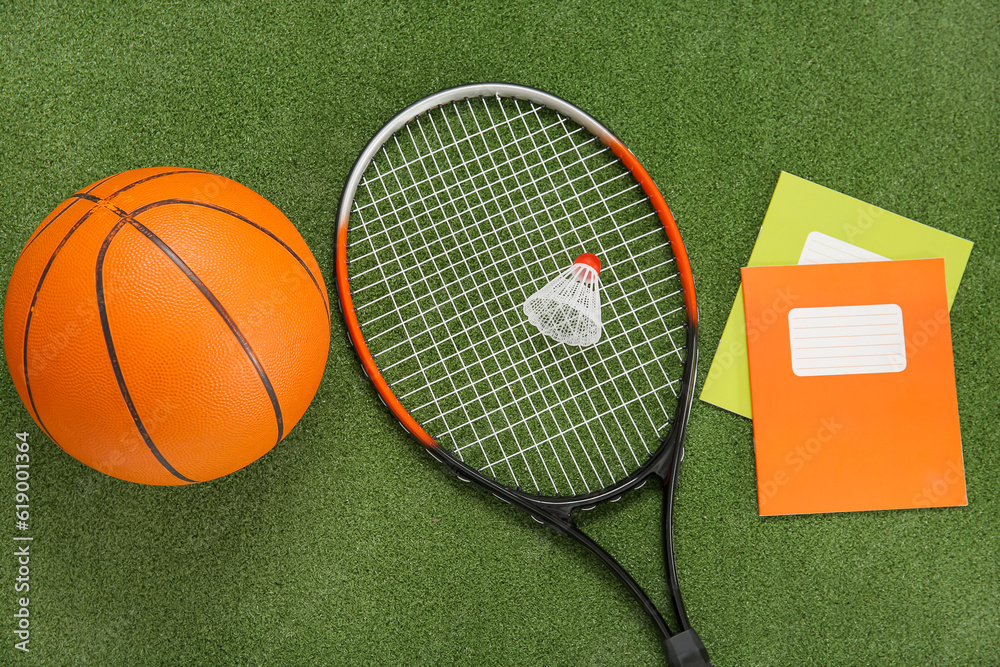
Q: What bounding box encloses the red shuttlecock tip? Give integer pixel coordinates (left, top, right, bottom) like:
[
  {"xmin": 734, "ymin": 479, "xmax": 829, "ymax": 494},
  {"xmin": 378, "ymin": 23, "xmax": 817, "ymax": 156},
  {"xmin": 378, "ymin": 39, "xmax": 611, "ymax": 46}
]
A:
[{"xmin": 574, "ymin": 253, "xmax": 601, "ymax": 274}]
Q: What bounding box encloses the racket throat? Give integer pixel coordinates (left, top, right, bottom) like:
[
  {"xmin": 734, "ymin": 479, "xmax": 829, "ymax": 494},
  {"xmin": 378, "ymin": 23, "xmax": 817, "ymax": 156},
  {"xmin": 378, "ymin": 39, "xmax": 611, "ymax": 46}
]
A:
[{"xmin": 650, "ymin": 435, "xmax": 681, "ymax": 479}]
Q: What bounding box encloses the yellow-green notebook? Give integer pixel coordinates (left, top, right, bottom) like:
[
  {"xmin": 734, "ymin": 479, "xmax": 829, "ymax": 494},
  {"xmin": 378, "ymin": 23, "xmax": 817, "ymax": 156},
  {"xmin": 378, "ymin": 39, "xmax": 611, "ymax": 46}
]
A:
[{"xmin": 700, "ymin": 171, "xmax": 973, "ymax": 419}]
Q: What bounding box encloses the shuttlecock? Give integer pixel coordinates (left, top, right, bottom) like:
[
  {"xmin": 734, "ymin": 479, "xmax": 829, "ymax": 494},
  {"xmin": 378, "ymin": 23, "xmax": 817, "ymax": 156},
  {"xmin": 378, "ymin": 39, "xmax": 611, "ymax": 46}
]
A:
[{"xmin": 524, "ymin": 253, "xmax": 603, "ymax": 346}]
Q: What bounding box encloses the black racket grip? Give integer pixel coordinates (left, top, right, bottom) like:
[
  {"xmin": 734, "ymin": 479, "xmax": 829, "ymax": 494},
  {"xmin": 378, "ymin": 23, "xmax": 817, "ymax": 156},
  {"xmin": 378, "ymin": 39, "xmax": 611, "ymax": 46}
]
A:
[{"xmin": 664, "ymin": 628, "xmax": 712, "ymax": 666}]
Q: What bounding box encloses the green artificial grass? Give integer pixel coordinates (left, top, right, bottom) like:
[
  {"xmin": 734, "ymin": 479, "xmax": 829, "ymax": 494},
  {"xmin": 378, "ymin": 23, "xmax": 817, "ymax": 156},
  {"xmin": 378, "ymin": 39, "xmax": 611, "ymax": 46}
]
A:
[{"xmin": 1, "ymin": 1, "xmax": 998, "ymax": 665}]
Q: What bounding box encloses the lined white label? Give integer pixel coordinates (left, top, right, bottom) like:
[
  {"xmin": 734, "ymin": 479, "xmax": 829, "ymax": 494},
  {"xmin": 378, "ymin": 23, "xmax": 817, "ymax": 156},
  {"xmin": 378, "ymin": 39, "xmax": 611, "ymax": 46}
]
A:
[
  {"xmin": 798, "ymin": 231, "xmax": 889, "ymax": 265},
  {"xmin": 789, "ymin": 304, "xmax": 907, "ymax": 377}
]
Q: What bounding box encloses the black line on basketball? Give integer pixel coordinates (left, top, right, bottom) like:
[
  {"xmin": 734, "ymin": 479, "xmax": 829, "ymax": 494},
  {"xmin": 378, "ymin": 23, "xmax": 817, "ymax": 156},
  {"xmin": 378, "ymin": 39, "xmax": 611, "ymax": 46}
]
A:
[
  {"xmin": 126, "ymin": 218, "xmax": 286, "ymax": 445},
  {"xmin": 21, "ymin": 198, "xmax": 82, "ymax": 254},
  {"xmin": 20, "ymin": 203, "xmax": 107, "ymax": 445},
  {"xmin": 21, "ymin": 170, "xmax": 203, "ymax": 257},
  {"xmin": 22, "ymin": 197, "xmax": 95, "ymax": 255},
  {"xmin": 72, "ymin": 194, "xmax": 130, "ymax": 219},
  {"xmin": 95, "ymin": 220, "xmax": 199, "ymax": 484},
  {"xmin": 109, "ymin": 168, "xmax": 208, "ymax": 198},
  {"xmin": 131, "ymin": 198, "xmax": 331, "ymax": 319},
  {"xmin": 72, "ymin": 172, "xmax": 117, "ymax": 196}
]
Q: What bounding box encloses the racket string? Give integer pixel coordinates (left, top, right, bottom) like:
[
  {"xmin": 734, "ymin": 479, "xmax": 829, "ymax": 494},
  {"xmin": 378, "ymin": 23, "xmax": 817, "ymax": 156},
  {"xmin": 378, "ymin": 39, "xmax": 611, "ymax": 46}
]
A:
[
  {"xmin": 368, "ymin": 146, "xmax": 535, "ymax": 490},
  {"xmin": 350, "ymin": 152, "xmax": 632, "ymax": 286},
  {"xmin": 351, "ymin": 110, "xmax": 602, "ymax": 254},
  {"xmin": 421, "ymin": 101, "xmax": 615, "ymax": 494},
  {"xmin": 383, "ymin": 278, "xmax": 684, "ymax": 396},
  {"xmin": 418, "ymin": 99, "xmax": 608, "ymax": 494},
  {"xmin": 359, "ymin": 169, "xmax": 514, "ymax": 485},
  {"xmin": 457, "ymin": 96, "xmax": 641, "ymax": 492},
  {"xmin": 360, "ymin": 234, "xmax": 674, "ymax": 355},
  {"xmin": 360, "ymin": 100, "xmax": 644, "ymax": 494},
  {"xmin": 497, "ymin": 97, "xmax": 672, "ymax": 449},
  {"xmin": 479, "ymin": 96, "xmax": 665, "ymax": 471},
  {"xmin": 353, "ymin": 205, "xmax": 661, "ymax": 330},
  {"xmin": 353, "ymin": 105, "xmax": 576, "ymax": 215},
  {"xmin": 476, "ymin": 380, "xmax": 676, "ymax": 478},
  {"xmin": 349, "ymin": 94, "xmax": 688, "ymax": 496},
  {"xmin": 399, "ymin": 110, "xmax": 557, "ymax": 492},
  {"xmin": 383, "ymin": 102, "xmax": 590, "ymax": 493},
  {"xmin": 540, "ymin": 102, "xmax": 686, "ymax": 385},
  {"xmin": 434, "ymin": 324, "xmax": 685, "ymax": 449}
]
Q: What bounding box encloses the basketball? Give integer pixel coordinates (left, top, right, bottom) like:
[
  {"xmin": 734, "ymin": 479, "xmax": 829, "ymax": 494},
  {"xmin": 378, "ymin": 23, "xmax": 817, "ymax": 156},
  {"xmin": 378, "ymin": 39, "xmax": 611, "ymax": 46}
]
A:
[{"xmin": 2, "ymin": 167, "xmax": 330, "ymax": 485}]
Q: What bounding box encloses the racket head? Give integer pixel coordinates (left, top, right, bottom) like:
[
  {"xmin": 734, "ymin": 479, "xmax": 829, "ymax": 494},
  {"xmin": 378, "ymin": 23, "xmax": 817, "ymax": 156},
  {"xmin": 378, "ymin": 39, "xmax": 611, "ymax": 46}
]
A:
[{"xmin": 336, "ymin": 83, "xmax": 698, "ymax": 513}]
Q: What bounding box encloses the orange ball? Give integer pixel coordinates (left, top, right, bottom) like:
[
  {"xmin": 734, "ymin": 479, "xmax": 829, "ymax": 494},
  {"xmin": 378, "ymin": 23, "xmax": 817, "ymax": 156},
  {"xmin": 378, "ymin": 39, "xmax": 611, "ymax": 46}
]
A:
[{"xmin": 3, "ymin": 168, "xmax": 330, "ymax": 484}]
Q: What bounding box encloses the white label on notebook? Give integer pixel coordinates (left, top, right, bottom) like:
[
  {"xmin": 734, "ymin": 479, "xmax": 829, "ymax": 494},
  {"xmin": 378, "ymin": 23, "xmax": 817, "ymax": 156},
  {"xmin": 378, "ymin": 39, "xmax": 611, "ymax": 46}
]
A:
[
  {"xmin": 789, "ymin": 304, "xmax": 906, "ymax": 377},
  {"xmin": 798, "ymin": 231, "xmax": 889, "ymax": 265}
]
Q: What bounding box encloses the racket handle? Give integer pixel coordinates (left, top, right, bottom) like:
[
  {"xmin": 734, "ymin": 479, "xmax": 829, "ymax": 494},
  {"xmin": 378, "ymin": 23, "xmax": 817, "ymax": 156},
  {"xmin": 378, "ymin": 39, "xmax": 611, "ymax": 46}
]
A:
[{"xmin": 664, "ymin": 628, "xmax": 712, "ymax": 666}]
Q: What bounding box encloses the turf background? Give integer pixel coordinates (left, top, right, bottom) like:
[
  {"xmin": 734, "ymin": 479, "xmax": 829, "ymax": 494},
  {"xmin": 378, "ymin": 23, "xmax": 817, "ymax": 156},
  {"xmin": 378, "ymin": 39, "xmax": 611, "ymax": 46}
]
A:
[{"xmin": 1, "ymin": 1, "xmax": 997, "ymax": 665}]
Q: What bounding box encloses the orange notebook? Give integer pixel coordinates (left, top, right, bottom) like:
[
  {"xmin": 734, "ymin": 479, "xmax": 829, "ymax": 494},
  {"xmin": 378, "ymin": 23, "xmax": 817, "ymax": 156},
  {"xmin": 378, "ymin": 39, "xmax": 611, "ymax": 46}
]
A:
[{"xmin": 742, "ymin": 258, "xmax": 967, "ymax": 516}]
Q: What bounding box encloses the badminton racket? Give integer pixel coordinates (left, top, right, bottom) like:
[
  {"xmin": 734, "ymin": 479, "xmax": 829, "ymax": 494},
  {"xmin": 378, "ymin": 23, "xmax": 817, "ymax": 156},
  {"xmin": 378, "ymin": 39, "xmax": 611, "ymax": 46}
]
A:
[{"xmin": 336, "ymin": 83, "xmax": 710, "ymax": 666}]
